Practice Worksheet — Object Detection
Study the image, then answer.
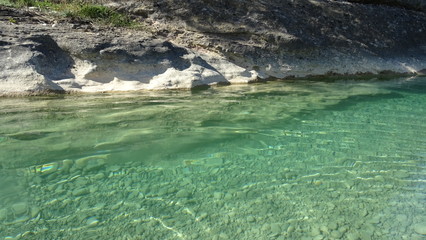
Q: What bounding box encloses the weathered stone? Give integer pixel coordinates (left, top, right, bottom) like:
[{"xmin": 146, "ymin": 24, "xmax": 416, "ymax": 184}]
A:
[
  {"xmin": 197, "ymin": 212, "xmax": 208, "ymax": 221},
  {"xmin": 0, "ymin": 208, "xmax": 7, "ymax": 221},
  {"xmin": 11, "ymin": 202, "xmax": 28, "ymax": 215},
  {"xmin": 30, "ymin": 207, "xmax": 40, "ymax": 218},
  {"xmin": 75, "ymin": 155, "xmax": 107, "ymax": 171},
  {"xmin": 270, "ymin": 223, "xmax": 282, "ymax": 235},
  {"xmin": 61, "ymin": 159, "xmax": 74, "ymax": 173},
  {"xmin": 86, "ymin": 216, "xmax": 100, "ymax": 227},
  {"xmin": 247, "ymin": 216, "xmax": 256, "ymax": 223},
  {"xmin": 93, "ymin": 173, "xmax": 105, "ymax": 180},
  {"xmin": 413, "ymin": 222, "xmax": 426, "ymax": 235},
  {"xmin": 72, "ymin": 188, "xmax": 90, "ymax": 196},
  {"xmin": 175, "ymin": 189, "xmax": 191, "ymax": 198},
  {"xmin": 223, "ymin": 192, "xmax": 233, "ymax": 200},
  {"xmin": 213, "ymin": 192, "xmax": 223, "ymax": 200}
]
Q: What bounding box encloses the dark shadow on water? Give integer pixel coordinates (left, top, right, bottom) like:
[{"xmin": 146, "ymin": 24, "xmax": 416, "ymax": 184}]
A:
[
  {"xmin": 6, "ymin": 131, "xmax": 53, "ymax": 141},
  {"xmin": 318, "ymin": 92, "xmax": 405, "ymax": 112},
  {"xmin": 385, "ymin": 79, "xmax": 426, "ymax": 95},
  {"xmin": 265, "ymin": 91, "xmax": 406, "ymax": 129}
]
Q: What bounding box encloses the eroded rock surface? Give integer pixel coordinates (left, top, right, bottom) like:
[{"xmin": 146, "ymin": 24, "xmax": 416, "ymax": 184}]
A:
[{"xmin": 0, "ymin": 0, "xmax": 425, "ymax": 95}]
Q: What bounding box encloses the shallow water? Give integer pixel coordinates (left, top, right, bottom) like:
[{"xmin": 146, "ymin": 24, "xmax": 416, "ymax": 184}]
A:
[{"xmin": 0, "ymin": 77, "xmax": 425, "ymax": 240}]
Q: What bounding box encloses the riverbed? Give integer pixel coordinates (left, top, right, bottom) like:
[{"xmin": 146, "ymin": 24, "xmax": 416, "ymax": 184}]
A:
[{"xmin": 0, "ymin": 77, "xmax": 425, "ymax": 239}]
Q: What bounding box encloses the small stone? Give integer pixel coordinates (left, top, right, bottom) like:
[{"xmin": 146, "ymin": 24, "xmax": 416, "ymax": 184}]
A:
[
  {"xmin": 38, "ymin": 162, "xmax": 59, "ymax": 175},
  {"xmin": 30, "ymin": 207, "xmax": 40, "ymax": 218},
  {"xmin": 176, "ymin": 189, "xmax": 191, "ymax": 198},
  {"xmin": 167, "ymin": 187, "xmax": 177, "ymax": 194},
  {"xmin": 359, "ymin": 230, "xmax": 373, "ymax": 239},
  {"xmin": 75, "ymin": 155, "xmax": 107, "ymax": 171},
  {"xmin": 360, "ymin": 208, "xmax": 368, "ymax": 217},
  {"xmin": 111, "ymin": 201, "xmax": 123, "ymax": 210},
  {"xmin": 124, "ymin": 179, "xmax": 133, "ymax": 187},
  {"xmin": 313, "ymin": 235, "xmax": 324, "ymax": 240},
  {"xmin": 213, "ymin": 192, "xmax": 223, "ymax": 200},
  {"xmin": 12, "ymin": 215, "xmax": 30, "ymax": 224},
  {"xmin": 270, "ymin": 223, "xmax": 282, "ymax": 235},
  {"xmin": 396, "ymin": 214, "xmax": 408, "ymax": 223},
  {"xmin": 413, "ymin": 222, "xmax": 426, "ymax": 235},
  {"xmin": 158, "ymin": 188, "xmax": 168, "ymax": 196},
  {"xmin": 261, "ymin": 223, "xmax": 271, "ymax": 232},
  {"xmin": 311, "ymin": 226, "xmax": 321, "ymax": 236},
  {"xmin": 75, "ymin": 178, "xmax": 88, "ymax": 186},
  {"xmin": 197, "ymin": 212, "xmax": 208, "ymax": 221},
  {"xmin": 330, "ymin": 230, "xmax": 343, "ymax": 238},
  {"xmin": 136, "ymin": 224, "xmax": 144, "ymax": 234},
  {"xmin": 247, "ymin": 216, "xmax": 255, "ymax": 222},
  {"xmin": 339, "ymin": 225, "xmax": 349, "ymax": 233},
  {"xmin": 93, "ymin": 173, "xmax": 105, "ymax": 180},
  {"xmin": 205, "ymin": 158, "xmax": 223, "ymax": 167},
  {"xmin": 394, "ymin": 170, "xmax": 410, "ymax": 178},
  {"xmin": 47, "ymin": 184, "xmax": 56, "ymax": 192},
  {"xmin": 107, "ymin": 165, "xmax": 121, "ymax": 172},
  {"xmin": 72, "ymin": 188, "xmax": 89, "ymax": 196},
  {"xmin": 11, "ymin": 202, "xmax": 28, "ymax": 215},
  {"xmin": 0, "ymin": 208, "xmax": 7, "ymax": 221},
  {"xmin": 411, "ymin": 233, "xmax": 426, "ymax": 240},
  {"xmin": 320, "ymin": 225, "xmax": 329, "ymax": 234},
  {"xmin": 55, "ymin": 186, "xmax": 65, "ymax": 195},
  {"xmin": 235, "ymin": 191, "xmax": 245, "ymax": 199},
  {"xmin": 191, "ymin": 233, "xmax": 200, "ymax": 239},
  {"xmin": 287, "ymin": 226, "xmax": 295, "ymax": 233},
  {"xmin": 313, "ymin": 180, "xmax": 323, "ymax": 186},
  {"xmin": 346, "ymin": 231, "xmax": 361, "ymax": 240},
  {"xmin": 224, "ymin": 193, "xmax": 233, "ymax": 200},
  {"xmin": 374, "ymin": 175, "xmax": 385, "ymax": 182},
  {"xmin": 218, "ymin": 233, "xmax": 228, "ymax": 239},
  {"xmin": 367, "ymin": 216, "xmax": 381, "ymax": 224},
  {"xmin": 86, "ymin": 216, "xmax": 100, "ymax": 227},
  {"xmin": 89, "ymin": 185, "xmax": 99, "ymax": 193},
  {"xmin": 61, "ymin": 159, "xmax": 73, "ymax": 172}
]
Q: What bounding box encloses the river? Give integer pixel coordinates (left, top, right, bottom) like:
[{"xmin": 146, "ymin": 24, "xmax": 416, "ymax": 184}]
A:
[{"xmin": 0, "ymin": 77, "xmax": 425, "ymax": 239}]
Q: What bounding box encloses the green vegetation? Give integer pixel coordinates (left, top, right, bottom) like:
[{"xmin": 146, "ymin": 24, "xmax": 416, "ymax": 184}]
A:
[
  {"xmin": 77, "ymin": 5, "xmax": 132, "ymax": 27},
  {"xmin": 2, "ymin": 0, "xmax": 134, "ymax": 27},
  {"xmin": 8, "ymin": 17, "xmax": 17, "ymax": 23},
  {"xmin": 0, "ymin": 0, "xmax": 14, "ymax": 6}
]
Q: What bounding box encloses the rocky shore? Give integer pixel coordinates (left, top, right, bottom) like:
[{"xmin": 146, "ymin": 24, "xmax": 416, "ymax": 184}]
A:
[{"xmin": 0, "ymin": 0, "xmax": 425, "ymax": 95}]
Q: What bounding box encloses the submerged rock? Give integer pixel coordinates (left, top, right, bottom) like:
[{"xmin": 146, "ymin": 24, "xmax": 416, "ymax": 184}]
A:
[
  {"xmin": 85, "ymin": 216, "xmax": 100, "ymax": 227},
  {"xmin": 74, "ymin": 154, "xmax": 108, "ymax": 172},
  {"xmin": 175, "ymin": 189, "xmax": 191, "ymax": 198},
  {"xmin": 0, "ymin": 208, "xmax": 7, "ymax": 221},
  {"xmin": 413, "ymin": 222, "xmax": 426, "ymax": 235},
  {"xmin": 11, "ymin": 202, "xmax": 28, "ymax": 216},
  {"xmin": 72, "ymin": 187, "xmax": 90, "ymax": 196}
]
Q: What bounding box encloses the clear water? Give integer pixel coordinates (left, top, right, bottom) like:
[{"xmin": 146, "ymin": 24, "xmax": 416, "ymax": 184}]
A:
[{"xmin": 0, "ymin": 77, "xmax": 425, "ymax": 240}]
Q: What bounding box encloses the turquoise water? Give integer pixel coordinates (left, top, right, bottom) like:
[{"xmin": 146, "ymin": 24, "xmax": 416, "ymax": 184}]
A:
[{"xmin": 0, "ymin": 77, "xmax": 425, "ymax": 239}]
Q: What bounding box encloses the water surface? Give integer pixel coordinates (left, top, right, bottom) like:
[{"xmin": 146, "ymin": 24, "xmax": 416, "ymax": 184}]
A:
[{"xmin": 0, "ymin": 77, "xmax": 425, "ymax": 239}]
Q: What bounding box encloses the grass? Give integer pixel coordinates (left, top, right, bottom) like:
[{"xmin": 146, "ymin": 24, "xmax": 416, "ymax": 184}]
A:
[
  {"xmin": 76, "ymin": 4, "xmax": 132, "ymax": 27},
  {"xmin": 1, "ymin": 0, "xmax": 134, "ymax": 27}
]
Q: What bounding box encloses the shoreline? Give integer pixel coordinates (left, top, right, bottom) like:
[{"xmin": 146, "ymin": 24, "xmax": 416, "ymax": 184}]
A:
[
  {"xmin": 1, "ymin": 1, "xmax": 425, "ymax": 95},
  {"xmin": 0, "ymin": 73, "xmax": 422, "ymax": 98}
]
